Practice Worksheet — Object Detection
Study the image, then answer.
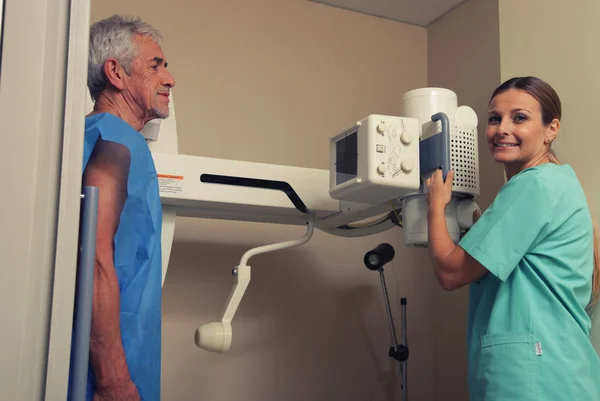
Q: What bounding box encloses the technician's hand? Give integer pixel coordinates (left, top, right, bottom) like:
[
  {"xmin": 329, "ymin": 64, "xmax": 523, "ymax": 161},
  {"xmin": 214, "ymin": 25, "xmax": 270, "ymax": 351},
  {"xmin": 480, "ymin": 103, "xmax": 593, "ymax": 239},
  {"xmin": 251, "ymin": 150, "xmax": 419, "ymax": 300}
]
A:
[
  {"xmin": 425, "ymin": 169, "xmax": 454, "ymax": 211},
  {"xmin": 93, "ymin": 380, "xmax": 140, "ymax": 401}
]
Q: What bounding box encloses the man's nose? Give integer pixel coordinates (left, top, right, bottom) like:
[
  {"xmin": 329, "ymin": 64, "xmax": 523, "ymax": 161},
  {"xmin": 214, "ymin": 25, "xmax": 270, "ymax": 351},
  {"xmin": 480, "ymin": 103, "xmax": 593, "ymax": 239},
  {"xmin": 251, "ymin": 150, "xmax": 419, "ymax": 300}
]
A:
[{"xmin": 162, "ymin": 70, "xmax": 175, "ymax": 88}]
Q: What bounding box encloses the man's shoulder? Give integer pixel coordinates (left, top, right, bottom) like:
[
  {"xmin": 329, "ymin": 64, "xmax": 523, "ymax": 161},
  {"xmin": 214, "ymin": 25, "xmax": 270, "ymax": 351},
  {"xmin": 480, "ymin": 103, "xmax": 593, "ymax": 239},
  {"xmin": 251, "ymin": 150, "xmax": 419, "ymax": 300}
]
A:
[
  {"xmin": 86, "ymin": 113, "xmax": 149, "ymax": 154},
  {"xmin": 85, "ymin": 112, "xmax": 138, "ymax": 135}
]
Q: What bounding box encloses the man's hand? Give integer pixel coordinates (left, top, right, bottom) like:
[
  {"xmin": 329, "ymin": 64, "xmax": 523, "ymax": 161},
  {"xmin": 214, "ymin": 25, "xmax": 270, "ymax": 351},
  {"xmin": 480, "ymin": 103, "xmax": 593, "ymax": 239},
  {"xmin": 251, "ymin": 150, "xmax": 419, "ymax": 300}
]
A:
[{"xmin": 93, "ymin": 380, "xmax": 140, "ymax": 401}]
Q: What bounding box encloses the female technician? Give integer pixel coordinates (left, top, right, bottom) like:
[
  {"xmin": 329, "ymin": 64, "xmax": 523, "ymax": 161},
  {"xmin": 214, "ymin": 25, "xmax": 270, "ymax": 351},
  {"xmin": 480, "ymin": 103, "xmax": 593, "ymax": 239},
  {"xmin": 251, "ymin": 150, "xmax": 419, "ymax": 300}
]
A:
[{"xmin": 425, "ymin": 76, "xmax": 600, "ymax": 400}]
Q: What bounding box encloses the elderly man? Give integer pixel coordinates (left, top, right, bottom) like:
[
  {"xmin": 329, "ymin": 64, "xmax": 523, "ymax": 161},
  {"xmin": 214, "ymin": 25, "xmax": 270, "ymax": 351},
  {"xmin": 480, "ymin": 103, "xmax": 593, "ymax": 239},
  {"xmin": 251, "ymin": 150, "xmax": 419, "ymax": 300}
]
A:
[{"xmin": 75, "ymin": 15, "xmax": 175, "ymax": 401}]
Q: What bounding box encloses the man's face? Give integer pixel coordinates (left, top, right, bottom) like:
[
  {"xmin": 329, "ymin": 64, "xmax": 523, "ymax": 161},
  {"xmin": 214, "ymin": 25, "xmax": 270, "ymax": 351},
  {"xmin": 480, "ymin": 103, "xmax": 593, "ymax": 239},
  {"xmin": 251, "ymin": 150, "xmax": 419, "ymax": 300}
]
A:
[{"xmin": 122, "ymin": 34, "xmax": 175, "ymax": 122}]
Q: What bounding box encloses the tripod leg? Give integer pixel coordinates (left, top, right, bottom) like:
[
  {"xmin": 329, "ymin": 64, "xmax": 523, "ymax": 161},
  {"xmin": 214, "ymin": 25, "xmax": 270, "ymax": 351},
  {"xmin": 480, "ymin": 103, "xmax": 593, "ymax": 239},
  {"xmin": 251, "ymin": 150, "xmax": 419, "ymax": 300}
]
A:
[
  {"xmin": 401, "ymin": 298, "xmax": 408, "ymax": 401},
  {"xmin": 378, "ymin": 269, "xmax": 404, "ymax": 393}
]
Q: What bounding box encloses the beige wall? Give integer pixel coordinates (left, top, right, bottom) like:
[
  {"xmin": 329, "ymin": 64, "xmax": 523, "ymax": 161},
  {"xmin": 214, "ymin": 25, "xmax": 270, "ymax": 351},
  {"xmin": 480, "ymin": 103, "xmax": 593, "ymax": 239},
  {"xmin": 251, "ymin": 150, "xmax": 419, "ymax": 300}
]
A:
[
  {"xmin": 427, "ymin": 0, "xmax": 503, "ymax": 399},
  {"xmin": 90, "ymin": 1, "xmax": 434, "ymax": 400},
  {"xmin": 498, "ymin": 0, "xmax": 600, "ymax": 354}
]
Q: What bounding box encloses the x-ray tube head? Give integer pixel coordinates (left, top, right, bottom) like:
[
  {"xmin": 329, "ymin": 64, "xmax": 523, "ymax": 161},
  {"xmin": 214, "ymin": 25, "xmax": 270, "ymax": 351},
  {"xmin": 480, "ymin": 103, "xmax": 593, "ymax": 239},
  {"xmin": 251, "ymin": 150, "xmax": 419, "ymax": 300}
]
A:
[
  {"xmin": 397, "ymin": 88, "xmax": 481, "ymax": 247},
  {"xmin": 400, "ymin": 87, "xmax": 480, "ymax": 197},
  {"xmin": 326, "ymin": 88, "xmax": 481, "ymax": 248}
]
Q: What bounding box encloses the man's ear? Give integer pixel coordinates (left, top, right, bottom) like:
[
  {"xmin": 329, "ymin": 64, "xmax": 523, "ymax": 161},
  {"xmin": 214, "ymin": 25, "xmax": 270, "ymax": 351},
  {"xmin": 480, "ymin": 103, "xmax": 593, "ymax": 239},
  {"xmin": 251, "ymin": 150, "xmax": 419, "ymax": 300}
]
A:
[
  {"xmin": 546, "ymin": 118, "xmax": 560, "ymax": 144},
  {"xmin": 103, "ymin": 58, "xmax": 126, "ymax": 91}
]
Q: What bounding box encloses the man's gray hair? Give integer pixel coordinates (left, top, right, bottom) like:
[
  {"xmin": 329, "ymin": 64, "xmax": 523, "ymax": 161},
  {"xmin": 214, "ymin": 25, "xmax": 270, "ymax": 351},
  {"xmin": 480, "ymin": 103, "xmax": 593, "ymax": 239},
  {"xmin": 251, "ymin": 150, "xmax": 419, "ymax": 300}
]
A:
[{"xmin": 88, "ymin": 15, "xmax": 162, "ymax": 101}]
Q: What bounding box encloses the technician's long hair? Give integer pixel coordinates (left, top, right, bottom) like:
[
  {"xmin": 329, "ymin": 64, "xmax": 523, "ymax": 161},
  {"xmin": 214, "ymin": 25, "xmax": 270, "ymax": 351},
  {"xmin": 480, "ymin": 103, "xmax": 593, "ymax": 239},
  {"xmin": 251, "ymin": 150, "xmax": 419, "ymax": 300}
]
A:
[{"xmin": 490, "ymin": 76, "xmax": 600, "ymax": 310}]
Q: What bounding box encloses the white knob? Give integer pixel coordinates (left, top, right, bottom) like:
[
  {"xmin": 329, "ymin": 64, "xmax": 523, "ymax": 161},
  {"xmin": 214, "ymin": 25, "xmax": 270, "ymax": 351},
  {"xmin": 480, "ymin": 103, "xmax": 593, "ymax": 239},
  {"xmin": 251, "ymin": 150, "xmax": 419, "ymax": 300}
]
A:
[
  {"xmin": 401, "ymin": 131, "xmax": 413, "ymax": 144},
  {"xmin": 377, "ymin": 163, "xmax": 387, "ymax": 175},
  {"xmin": 376, "ymin": 123, "xmax": 386, "ymax": 134},
  {"xmin": 401, "ymin": 159, "xmax": 414, "ymax": 172}
]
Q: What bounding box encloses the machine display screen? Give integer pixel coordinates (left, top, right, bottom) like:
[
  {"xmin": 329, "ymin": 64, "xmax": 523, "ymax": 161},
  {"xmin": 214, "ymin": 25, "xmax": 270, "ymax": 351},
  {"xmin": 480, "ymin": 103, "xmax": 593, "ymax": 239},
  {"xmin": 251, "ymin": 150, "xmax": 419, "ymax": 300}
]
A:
[{"xmin": 335, "ymin": 131, "xmax": 358, "ymax": 185}]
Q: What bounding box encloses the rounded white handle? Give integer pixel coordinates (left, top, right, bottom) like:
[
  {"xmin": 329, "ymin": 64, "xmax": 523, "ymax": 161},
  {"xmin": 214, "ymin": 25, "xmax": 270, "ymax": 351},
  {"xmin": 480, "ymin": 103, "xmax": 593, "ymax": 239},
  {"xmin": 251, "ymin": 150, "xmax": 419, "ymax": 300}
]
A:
[{"xmin": 195, "ymin": 322, "xmax": 232, "ymax": 353}]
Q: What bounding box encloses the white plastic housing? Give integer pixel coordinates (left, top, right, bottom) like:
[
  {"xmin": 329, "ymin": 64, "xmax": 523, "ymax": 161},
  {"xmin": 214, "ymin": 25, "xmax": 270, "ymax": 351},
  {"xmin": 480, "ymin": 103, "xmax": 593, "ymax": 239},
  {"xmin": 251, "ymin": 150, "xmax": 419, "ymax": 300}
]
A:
[
  {"xmin": 399, "ymin": 88, "xmax": 481, "ymax": 246},
  {"xmin": 329, "ymin": 114, "xmax": 421, "ymax": 204},
  {"xmin": 401, "ymin": 87, "xmax": 459, "ymax": 129},
  {"xmin": 152, "ymin": 152, "xmax": 339, "ymax": 224},
  {"xmin": 401, "ymin": 87, "xmax": 480, "ymax": 198},
  {"xmin": 401, "ymin": 195, "xmax": 480, "ymax": 246}
]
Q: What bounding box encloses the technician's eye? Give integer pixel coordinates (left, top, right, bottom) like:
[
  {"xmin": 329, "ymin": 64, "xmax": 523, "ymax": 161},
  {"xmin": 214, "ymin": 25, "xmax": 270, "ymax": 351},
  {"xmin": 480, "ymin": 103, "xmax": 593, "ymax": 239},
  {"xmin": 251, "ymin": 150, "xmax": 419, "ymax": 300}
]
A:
[
  {"xmin": 488, "ymin": 115, "xmax": 500, "ymax": 124},
  {"xmin": 513, "ymin": 114, "xmax": 527, "ymax": 123}
]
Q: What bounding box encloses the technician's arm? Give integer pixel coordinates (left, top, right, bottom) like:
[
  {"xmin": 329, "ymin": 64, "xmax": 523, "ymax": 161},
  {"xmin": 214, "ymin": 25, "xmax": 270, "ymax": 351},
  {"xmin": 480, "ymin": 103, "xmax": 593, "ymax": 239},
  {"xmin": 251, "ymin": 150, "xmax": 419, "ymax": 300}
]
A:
[
  {"xmin": 82, "ymin": 139, "xmax": 136, "ymax": 393},
  {"xmin": 426, "ymin": 170, "xmax": 488, "ymax": 291},
  {"xmin": 428, "ymin": 205, "xmax": 488, "ymax": 291}
]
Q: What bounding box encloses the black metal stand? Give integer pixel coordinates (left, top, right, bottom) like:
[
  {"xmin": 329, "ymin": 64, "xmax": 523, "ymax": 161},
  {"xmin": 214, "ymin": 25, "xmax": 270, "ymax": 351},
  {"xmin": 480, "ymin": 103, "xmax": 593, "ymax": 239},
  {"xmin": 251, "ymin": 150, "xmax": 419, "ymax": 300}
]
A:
[{"xmin": 364, "ymin": 243, "xmax": 409, "ymax": 401}]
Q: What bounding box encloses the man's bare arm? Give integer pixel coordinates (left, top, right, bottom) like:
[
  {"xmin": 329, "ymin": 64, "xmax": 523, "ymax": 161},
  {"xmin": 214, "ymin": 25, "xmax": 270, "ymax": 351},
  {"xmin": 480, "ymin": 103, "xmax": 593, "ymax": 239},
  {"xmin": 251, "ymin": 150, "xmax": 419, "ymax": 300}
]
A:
[{"xmin": 82, "ymin": 139, "xmax": 133, "ymax": 390}]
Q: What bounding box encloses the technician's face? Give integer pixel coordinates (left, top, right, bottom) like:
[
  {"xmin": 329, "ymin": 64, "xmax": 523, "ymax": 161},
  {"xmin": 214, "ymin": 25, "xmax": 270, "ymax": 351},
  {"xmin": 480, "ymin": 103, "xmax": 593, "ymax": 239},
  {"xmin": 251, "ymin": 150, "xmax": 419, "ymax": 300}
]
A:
[
  {"xmin": 123, "ymin": 34, "xmax": 175, "ymax": 122},
  {"xmin": 486, "ymin": 89, "xmax": 556, "ymax": 175}
]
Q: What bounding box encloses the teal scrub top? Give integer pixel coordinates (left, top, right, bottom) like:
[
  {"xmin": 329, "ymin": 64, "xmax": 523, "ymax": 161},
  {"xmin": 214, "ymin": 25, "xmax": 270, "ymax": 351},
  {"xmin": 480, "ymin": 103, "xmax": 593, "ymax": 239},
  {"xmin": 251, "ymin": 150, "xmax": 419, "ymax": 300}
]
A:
[{"xmin": 459, "ymin": 163, "xmax": 600, "ymax": 401}]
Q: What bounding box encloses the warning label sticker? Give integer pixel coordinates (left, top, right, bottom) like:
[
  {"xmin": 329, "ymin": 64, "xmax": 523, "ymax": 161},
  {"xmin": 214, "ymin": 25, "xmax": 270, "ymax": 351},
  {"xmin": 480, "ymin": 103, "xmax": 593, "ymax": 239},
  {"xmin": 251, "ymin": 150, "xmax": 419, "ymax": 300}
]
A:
[{"xmin": 158, "ymin": 174, "xmax": 184, "ymax": 194}]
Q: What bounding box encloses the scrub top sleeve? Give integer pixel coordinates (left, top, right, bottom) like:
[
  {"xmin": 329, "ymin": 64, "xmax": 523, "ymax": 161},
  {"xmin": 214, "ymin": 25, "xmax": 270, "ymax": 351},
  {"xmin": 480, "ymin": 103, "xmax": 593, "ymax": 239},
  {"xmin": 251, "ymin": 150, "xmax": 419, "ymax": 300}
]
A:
[{"xmin": 459, "ymin": 173, "xmax": 552, "ymax": 282}]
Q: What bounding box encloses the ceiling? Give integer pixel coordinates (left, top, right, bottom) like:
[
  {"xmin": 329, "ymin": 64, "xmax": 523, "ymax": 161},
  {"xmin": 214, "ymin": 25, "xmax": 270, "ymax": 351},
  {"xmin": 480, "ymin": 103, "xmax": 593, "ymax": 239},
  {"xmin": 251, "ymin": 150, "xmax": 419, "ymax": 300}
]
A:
[{"xmin": 308, "ymin": 0, "xmax": 469, "ymax": 27}]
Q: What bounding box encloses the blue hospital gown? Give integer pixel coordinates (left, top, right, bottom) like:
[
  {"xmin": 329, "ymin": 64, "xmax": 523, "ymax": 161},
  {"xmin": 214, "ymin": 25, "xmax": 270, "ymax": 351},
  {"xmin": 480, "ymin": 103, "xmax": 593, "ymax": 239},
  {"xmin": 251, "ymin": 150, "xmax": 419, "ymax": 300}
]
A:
[
  {"xmin": 459, "ymin": 163, "xmax": 600, "ymax": 400},
  {"xmin": 74, "ymin": 112, "xmax": 163, "ymax": 401}
]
